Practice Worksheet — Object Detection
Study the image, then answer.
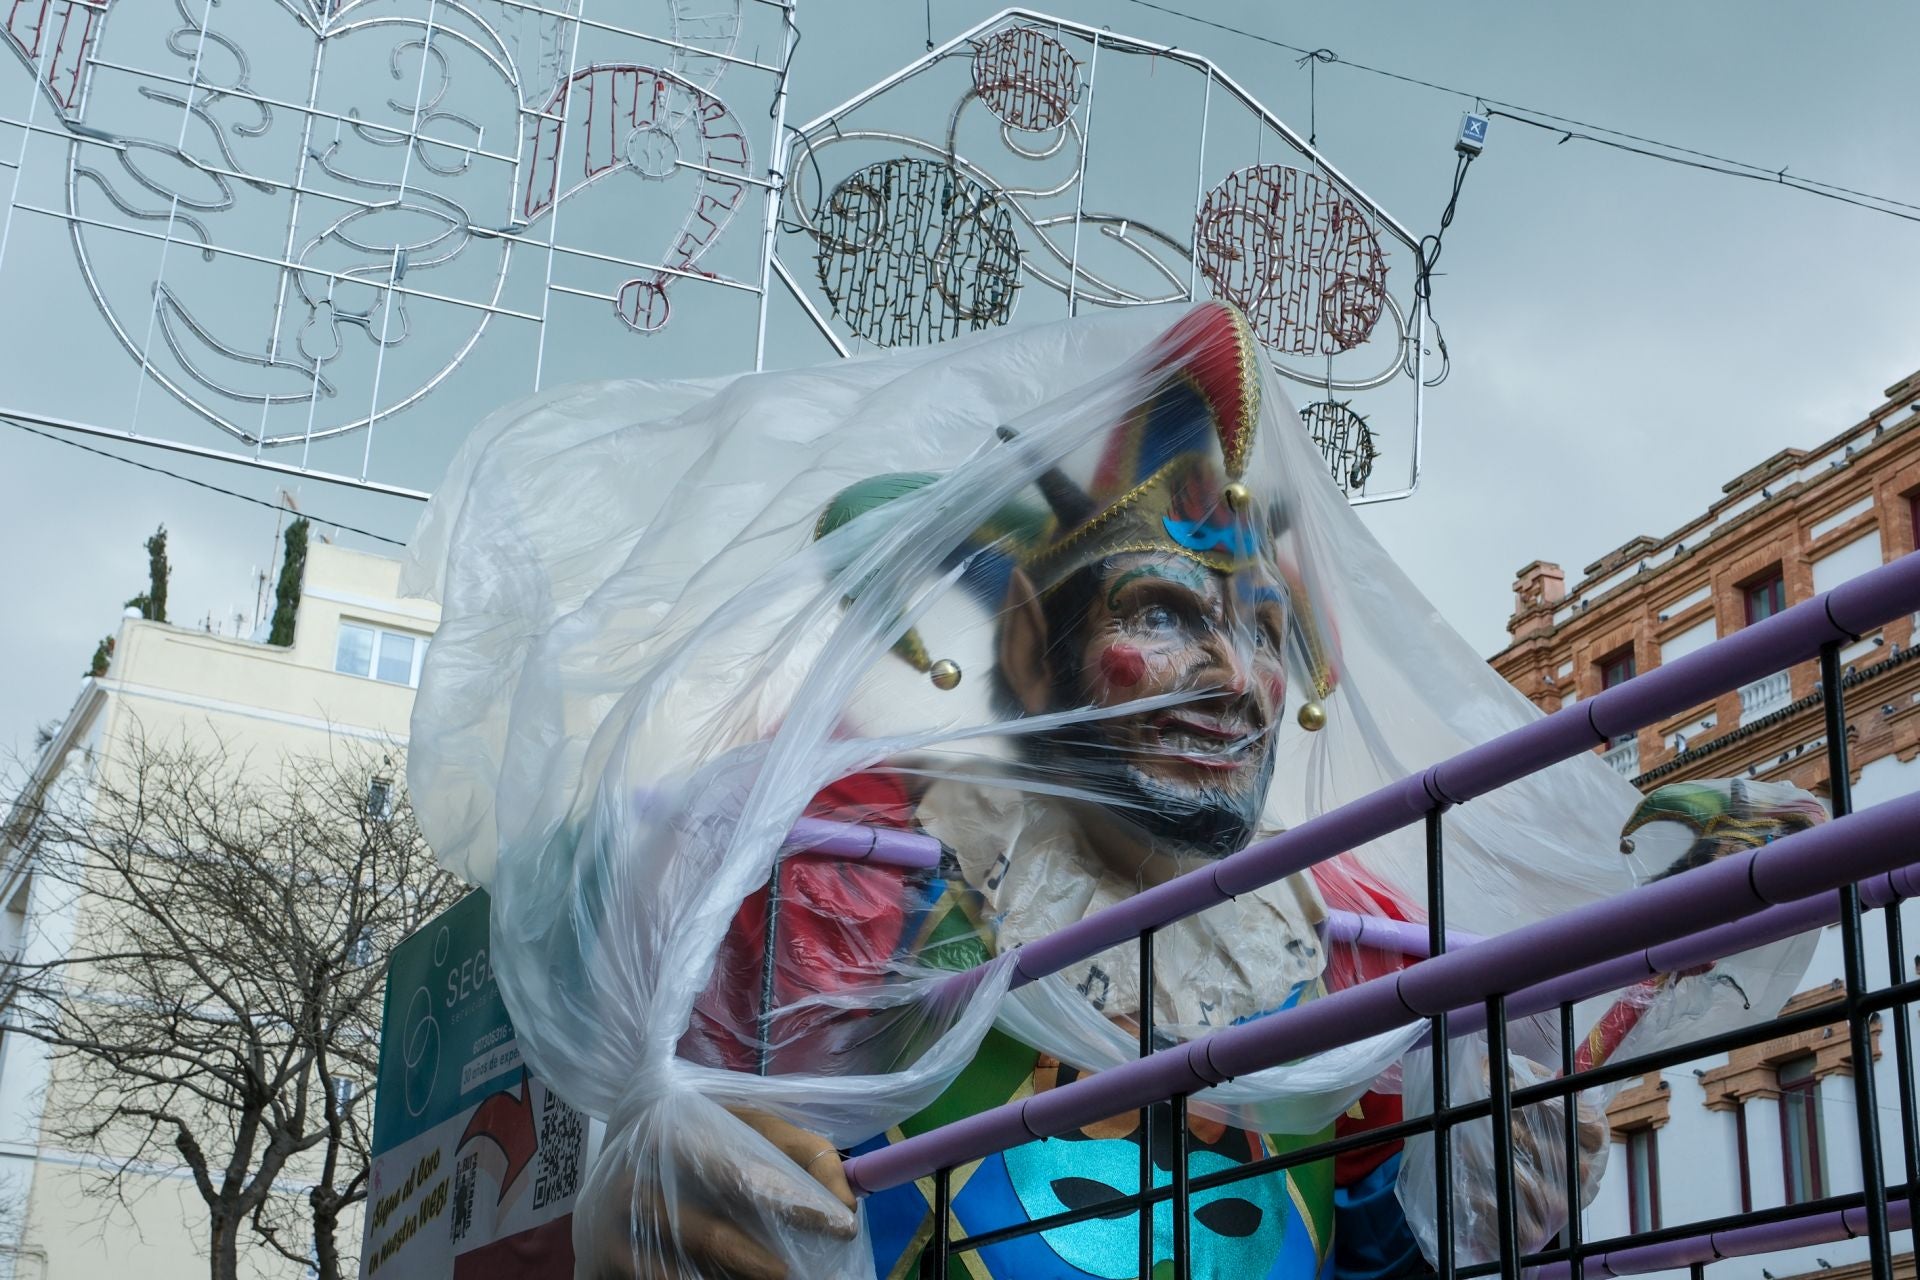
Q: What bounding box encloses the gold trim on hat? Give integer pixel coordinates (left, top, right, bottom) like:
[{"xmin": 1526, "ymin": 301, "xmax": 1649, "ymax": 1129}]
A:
[
  {"xmin": 1289, "ymin": 587, "xmax": 1337, "ymax": 700},
  {"xmin": 1220, "ymin": 304, "xmax": 1261, "ymax": 480},
  {"xmin": 1020, "ymin": 457, "xmax": 1250, "ymax": 597},
  {"xmin": 1020, "ymin": 464, "xmax": 1175, "ymax": 578}
]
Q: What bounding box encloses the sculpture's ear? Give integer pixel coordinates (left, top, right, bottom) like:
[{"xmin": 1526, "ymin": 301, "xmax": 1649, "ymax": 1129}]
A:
[{"xmin": 998, "ymin": 567, "xmax": 1052, "ymax": 716}]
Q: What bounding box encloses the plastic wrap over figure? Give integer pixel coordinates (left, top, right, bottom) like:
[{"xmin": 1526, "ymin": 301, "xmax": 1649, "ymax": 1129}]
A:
[{"xmin": 404, "ymin": 303, "xmax": 1821, "ymax": 1280}]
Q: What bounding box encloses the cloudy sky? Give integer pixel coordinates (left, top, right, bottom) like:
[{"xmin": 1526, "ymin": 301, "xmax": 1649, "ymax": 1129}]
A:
[{"xmin": 4, "ymin": 1, "xmax": 1919, "ymax": 758}]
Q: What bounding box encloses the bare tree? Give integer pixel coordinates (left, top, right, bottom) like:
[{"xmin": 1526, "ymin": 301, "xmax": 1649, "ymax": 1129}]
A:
[{"xmin": 1, "ymin": 727, "xmax": 465, "ymax": 1280}]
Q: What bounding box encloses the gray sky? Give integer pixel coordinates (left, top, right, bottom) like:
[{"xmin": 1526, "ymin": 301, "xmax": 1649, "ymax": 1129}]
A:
[{"xmin": 6, "ymin": 1, "xmax": 1920, "ymax": 758}]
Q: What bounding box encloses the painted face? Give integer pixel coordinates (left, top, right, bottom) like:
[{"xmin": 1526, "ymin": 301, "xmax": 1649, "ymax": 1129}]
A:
[
  {"xmin": 1047, "ymin": 550, "xmax": 1285, "ymax": 861},
  {"xmin": 1081, "ymin": 552, "xmax": 1287, "ymax": 767}
]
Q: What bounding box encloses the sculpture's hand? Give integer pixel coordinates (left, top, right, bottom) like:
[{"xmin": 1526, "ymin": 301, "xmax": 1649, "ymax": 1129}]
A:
[
  {"xmin": 1458, "ymin": 1055, "xmax": 1609, "ymax": 1260},
  {"xmin": 580, "ymin": 1106, "xmax": 858, "ymax": 1280}
]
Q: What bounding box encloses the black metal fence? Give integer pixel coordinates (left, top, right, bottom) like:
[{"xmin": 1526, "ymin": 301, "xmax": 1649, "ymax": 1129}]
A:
[{"xmin": 887, "ymin": 610, "xmax": 1920, "ymax": 1280}]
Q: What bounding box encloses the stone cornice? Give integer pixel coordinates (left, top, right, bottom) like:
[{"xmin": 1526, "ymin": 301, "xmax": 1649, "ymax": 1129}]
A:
[
  {"xmin": 1698, "ymin": 982, "xmax": 1881, "ymax": 1111},
  {"xmin": 1634, "ymin": 643, "xmax": 1920, "ymax": 785},
  {"xmin": 1604, "ymin": 1071, "xmax": 1671, "ymax": 1140}
]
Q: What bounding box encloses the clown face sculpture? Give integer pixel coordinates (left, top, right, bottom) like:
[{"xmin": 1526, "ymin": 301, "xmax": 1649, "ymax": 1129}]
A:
[{"xmin": 407, "ymin": 300, "xmax": 1797, "ymax": 1280}]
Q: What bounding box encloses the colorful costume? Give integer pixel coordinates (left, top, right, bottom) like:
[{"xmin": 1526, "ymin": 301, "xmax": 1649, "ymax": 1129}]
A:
[
  {"xmin": 673, "ymin": 307, "xmax": 1433, "ymax": 1278},
  {"xmin": 403, "ymin": 302, "xmax": 1820, "ymax": 1280}
]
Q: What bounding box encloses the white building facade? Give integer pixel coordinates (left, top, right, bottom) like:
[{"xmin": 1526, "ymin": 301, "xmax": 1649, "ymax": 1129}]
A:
[{"xmin": 0, "ymin": 544, "xmax": 437, "ymax": 1280}]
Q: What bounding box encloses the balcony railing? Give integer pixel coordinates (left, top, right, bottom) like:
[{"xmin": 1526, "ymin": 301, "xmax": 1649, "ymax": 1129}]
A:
[
  {"xmin": 1739, "ymin": 668, "xmax": 1794, "ymax": 720},
  {"xmin": 839, "ymin": 550, "xmax": 1920, "ymax": 1280},
  {"xmin": 1602, "ymin": 739, "xmax": 1639, "ymax": 778}
]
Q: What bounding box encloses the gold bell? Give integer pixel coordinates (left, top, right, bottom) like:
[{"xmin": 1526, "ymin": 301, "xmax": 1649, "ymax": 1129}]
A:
[
  {"xmin": 1296, "ymin": 701, "xmax": 1327, "ymax": 732},
  {"xmin": 1223, "ymin": 481, "xmax": 1252, "ymax": 513},
  {"xmin": 929, "ymin": 659, "xmax": 963, "ymax": 691}
]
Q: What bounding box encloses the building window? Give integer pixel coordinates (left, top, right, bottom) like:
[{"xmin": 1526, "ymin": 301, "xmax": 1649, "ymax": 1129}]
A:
[
  {"xmin": 365, "ymin": 775, "xmax": 394, "ymax": 823},
  {"xmin": 1910, "ymin": 491, "xmax": 1920, "ymax": 552},
  {"xmin": 1733, "ymin": 1102, "xmax": 1753, "ymax": 1213},
  {"xmin": 1599, "ymin": 648, "xmax": 1636, "ymax": 746},
  {"xmin": 1743, "ymin": 571, "xmax": 1787, "ymax": 626},
  {"xmin": 334, "ymin": 622, "xmax": 425, "ymax": 687},
  {"xmin": 1779, "ymin": 1055, "xmax": 1825, "ymax": 1203},
  {"xmin": 1625, "ymin": 1127, "xmax": 1661, "ymax": 1233}
]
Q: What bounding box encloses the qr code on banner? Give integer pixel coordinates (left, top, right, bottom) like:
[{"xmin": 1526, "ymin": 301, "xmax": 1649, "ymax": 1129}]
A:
[
  {"xmin": 534, "ymin": 1091, "xmax": 585, "ymax": 1211},
  {"xmin": 450, "ymin": 1151, "xmax": 478, "ymax": 1244}
]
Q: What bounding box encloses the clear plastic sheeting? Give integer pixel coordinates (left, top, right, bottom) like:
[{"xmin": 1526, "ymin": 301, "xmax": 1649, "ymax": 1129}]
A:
[
  {"xmin": 1397, "ymin": 777, "xmax": 1826, "ymax": 1268},
  {"xmin": 403, "ymin": 302, "xmax": 1819, "ymax": 1279}
]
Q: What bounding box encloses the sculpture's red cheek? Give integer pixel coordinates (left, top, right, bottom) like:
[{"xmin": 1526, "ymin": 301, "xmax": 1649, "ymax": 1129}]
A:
[
  {"xmin": 1099, "ymin": 644, "xmax": 1146, "ymax": 689},
  {"xmin": 1264, "ymin": 674, "xmax": 1287, "ymax": 709}
]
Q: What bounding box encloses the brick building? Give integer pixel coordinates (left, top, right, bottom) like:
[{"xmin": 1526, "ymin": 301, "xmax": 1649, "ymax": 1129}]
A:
[
  {"xmin": 1487, "ymin": 367, "xmax": 1920, "ymax": 1279},
  {"xmin": 1492, "ymin": 369, "xmax": 1920, "ymax": 801}
]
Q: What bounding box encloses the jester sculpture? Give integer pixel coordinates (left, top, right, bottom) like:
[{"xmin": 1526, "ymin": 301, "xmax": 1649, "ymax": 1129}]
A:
[{"xmin": 404, "ymin": 303, "xmax": 1822, "ymax": 1280}]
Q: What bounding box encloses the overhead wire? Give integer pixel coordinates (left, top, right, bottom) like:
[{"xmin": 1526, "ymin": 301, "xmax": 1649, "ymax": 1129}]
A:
[
  {"xmin": 1115, "ymin": 0, "xmax": 1920, "ymax": 226},
  {"xmin": 3, "ymin": 418, "xmax": 410, "ymax": 546},
  {"xmin": 1413, "ymin": 151, "xmax": 1473, "ymax": 388},
  {"xmin": 1295, "ymin": 47, "xmax": 1335, "ymax": 148},
  {"xmin": 1487, "ymin": 109, "xmax": 1920, "ymax": 227}
]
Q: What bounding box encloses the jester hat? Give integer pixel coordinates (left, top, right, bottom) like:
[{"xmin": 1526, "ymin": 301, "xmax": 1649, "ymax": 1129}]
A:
[{"xmin": 816, "ymin": 303, "xmax": 1338, "ymax": 713}]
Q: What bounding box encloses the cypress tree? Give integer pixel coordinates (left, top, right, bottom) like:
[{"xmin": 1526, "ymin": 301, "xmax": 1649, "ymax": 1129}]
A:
[
  {"xmin": 266, "ymin": 518, "xmax": 309, "ymax": 647},
  {"xmin": 124, "ymin": 525, "xmax": 169, "ymax": 622}
]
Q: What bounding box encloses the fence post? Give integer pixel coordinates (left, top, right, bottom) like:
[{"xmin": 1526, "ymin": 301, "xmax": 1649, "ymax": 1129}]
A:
[
  {"xmin": 1822, "ymin": 640, "xmax": 1893, "ymax": 1280},
  {"xmin": 1559, "ymin": 1000, "xmax": 1584, "ymax": 1280},
  {"xmin": 932, "ymin": 1164, "xmax": 950, "ymax": 1280},
  {"xmin": 1171, "ymin": 1092, "xmax": 1191, "ymax": 1280},
  {"xmin": 1487, "ymin": 992, "xmax": 1521, "ymax": 1280},
  {"xmin": 1139, "ymin": 929, "xmax": 1155, "ymax": 1278},
  {"xmin": 1883, "ymin": 883, "xmax": 1920, "ymax": 1196},
  {"xmin": 1428, "ymin": 807, "xmax": 1457, "ymax": 1279}
]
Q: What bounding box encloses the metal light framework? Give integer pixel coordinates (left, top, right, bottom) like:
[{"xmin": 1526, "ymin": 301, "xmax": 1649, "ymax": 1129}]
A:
[
  {"xmin": 1, "ymin": 5, "xmax": 1439, "ymax": 504},
  {"xmin": 811, "ymin": 155, "xmax": 1022, "ymax": 348},
  {"xmin": 1195, "ymin": 164, "xmax": 1389, "ymax": 358},
  {"xmin": 775, "ymin": 9, "xmax": 1437, "ymax": 504},
  {"xmin": 1300, "ymin": 397, "xmax": 1378, "ymax": 493},
  {"xmin": 841, "ymin": 550, "xmax": 1920, "ymax": 1280},
  {"xmin": 0, "ymin": 0, "xmax": 798, "ymax": 497}
]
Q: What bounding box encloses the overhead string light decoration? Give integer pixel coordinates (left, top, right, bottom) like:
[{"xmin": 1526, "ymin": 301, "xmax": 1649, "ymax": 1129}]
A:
[
  {"xmin": 776, "ymin": 12, "xmax": 1436, "ymax": 504},
  {"xmin": 812, "ymin": 157, "xmax": 1021, "ymax": 346},
  {"xmin": 972, "ymin": 23, "xmax": 1081, "ymax": 133},
  {"xmin": 1194, "ymin": 164, "xmax": 1390, "ymax": 359},
  {"xmin": 1299, "ymin": 398, "xmax": 1378, "ymax": 496},
  {"xmin": 0, "ymin": 0, "xmax": 798, "ymax": 496}
]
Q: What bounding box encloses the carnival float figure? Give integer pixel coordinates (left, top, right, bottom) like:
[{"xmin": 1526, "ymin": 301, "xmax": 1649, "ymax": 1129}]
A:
[{"xmin": 404, "ymin": 303, "xmax": 1821, "ymax": 1280}]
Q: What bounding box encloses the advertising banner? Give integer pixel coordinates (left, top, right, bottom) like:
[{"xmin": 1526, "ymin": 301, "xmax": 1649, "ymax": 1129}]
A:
[{"xmin": 360, "ymin": 890, "xmax": 586, "ymax": 1279}]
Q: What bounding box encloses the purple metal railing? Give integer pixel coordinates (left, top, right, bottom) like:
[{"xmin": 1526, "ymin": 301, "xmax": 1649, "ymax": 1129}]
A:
[
  {"xmin": 846, "ymin": 790, "xmax": 1920, "ymax": 1194},
  {"xmin": 994, "ymin": 550, "xmax": 1920, "ymax": 994},
  {"xmin": 781, "ymin": 815, "xmax": 941, "ymax": 868},
  {"xmin": 833, "ymin": 549, "xmax": 1920, "ymax": 1280},
  {"xmin": 1537, "ymin": 1197, "xmax": 1914, "ymax": 1280}
]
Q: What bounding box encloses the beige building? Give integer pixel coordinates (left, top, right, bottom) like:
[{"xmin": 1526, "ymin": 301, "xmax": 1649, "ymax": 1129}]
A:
[{"xmin": 0, "ymin": 542, "xmax": 437, "ymax": 1280}]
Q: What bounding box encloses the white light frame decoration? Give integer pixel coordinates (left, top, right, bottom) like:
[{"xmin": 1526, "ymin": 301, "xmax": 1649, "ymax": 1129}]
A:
[{"xmin": 772, "ymin": 8, "xmax": 1436, "ymax": 504}]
